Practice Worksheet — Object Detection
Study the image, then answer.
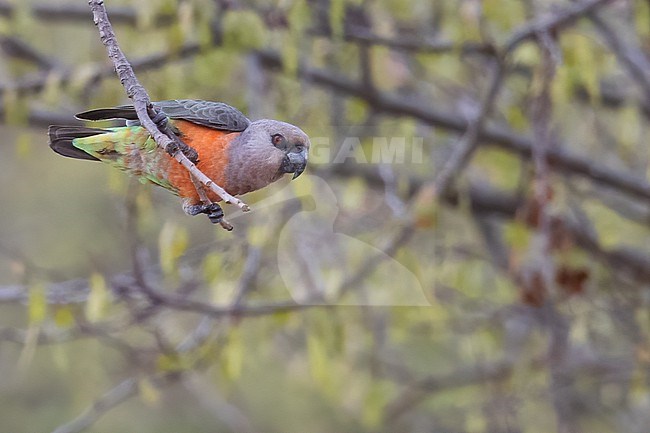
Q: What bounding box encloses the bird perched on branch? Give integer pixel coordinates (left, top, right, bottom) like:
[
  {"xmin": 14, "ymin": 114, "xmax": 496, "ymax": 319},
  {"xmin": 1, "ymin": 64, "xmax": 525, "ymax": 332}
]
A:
[{"xmin": 48, "ymin": 99, "xmax": 310, "ymax": 225}]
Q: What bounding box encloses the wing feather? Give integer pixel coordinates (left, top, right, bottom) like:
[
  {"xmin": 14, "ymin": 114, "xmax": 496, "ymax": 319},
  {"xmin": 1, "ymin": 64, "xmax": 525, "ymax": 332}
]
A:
[{"xmin": 75, "ymin": 99, "xmax": 250, "ymax": 132}]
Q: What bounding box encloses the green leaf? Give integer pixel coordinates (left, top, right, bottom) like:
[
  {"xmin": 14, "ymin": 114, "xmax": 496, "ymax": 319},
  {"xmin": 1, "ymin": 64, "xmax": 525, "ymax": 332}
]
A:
[
  {"xmin": 618, "ymin": 104, "xmax": 640, "ymax": 155},
  {"xmin": 283, "ymin": 0, "xmax": 312, "ymax": 75},
  {"xmin": 281, "ymin": 33, "xmax": 299, "ymax": 76},
  {"xmin": 222, "ymin": 10, "xmax": 267, "ymax": 51},
  {"xmin": 159, "ymin": 222, "xmax": 189, "ymax": 277},
  {"xmin": 15, "ymin": 133, "xmax": 32, "ymax": 159},
  {"xmin": 139, "ymin": 378, "xmax": 161, "ymax": 406},
  {"xmin": 53, "ymin": 306, "xmax": 75, "ymax": 329},
  {"xmin": 329, "ymin": 0, "xmax": 345, "ymax": 39},
  {"xmin": 551, "ymin": 64, "xmax": 572, "ymax": 107},
  {"xmin": 504, "ymin": 220, "xmax": 531, "ymax": 250},
  {"xmin": 307, "ymin": 333, "xmax": 328, "ymax": 386},
  {"xmin": 3, "ymin": 90, "xmax": 29, "ymax": 126},
  {"xmin": 28, "ymin": 283, "xmax": 47, "ymax": 325},
  {"xmin": 247, "ymin": 224, "xmax": 268, "ymax": 248},
  {"xmin": 222, "ymin": 327, "xmax": 244, "ymax": 381},
  {"xmin": 362, "ymin": 380, "xmax": 391, "ymax": 428},
  {"xmin": 202, "ymin": 253, "xmax": 223, "ymax": 285},
  {"xmin": 288, "ymin": 0, "xmax": 310, "ymax": 37},
  {"xmin": 636, "ymin": 0, "xmax": 650, "ymax": 38},
  {"xmin": 85, "ymin": 273, "xmax": 109, "ymax": 322},
  {"xmin": 157, "ymin": 350, "xmax": 198, "ymax": 373},
  {"xmin": 42, "ymin": 71, "xmax": 64, "ymax": 107},
  {"xmin": 512, "ymin": 42, "xmax": 540, "ymax": 67}
]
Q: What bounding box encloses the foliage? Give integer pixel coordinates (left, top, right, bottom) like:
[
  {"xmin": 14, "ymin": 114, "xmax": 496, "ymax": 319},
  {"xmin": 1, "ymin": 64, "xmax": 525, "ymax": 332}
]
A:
[{"xmin": 0, "ymin": 0, "xmax": 649, "ymax": 432}]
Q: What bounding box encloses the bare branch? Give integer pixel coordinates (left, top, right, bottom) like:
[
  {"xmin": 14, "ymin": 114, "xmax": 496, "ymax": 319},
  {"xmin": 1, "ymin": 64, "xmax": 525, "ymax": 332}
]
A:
[
  {"xmin": 0, "ymin": 2, "xmax": 174, "ymax": 26},
  {"xmin": 432, "ymin": 0, "xmax": 613, "ymax": 196},
  {"xmin": 432, "ymin": 60, "xmax": 505, "ymax": 196},
  {"xmin": 0, "ymin": 35, "xmax": 59, "ymax": 70},
  {"xmin": 503, "ymin": 0, "xmax": 615, "ymax": 52},
  {"xmin": 384, "ymin": 360, "xmax": 513, "ymax": 422},
  {"xmin": 87, "ymin": 0, "xmax": 249, "ymax": 217},
  {"xmin": 330, "ymin": 164, "xmax": 650, "ymax": 285},
  {"xmin": 589, "ymin": 12, "xmax": 650, "ymax": 103},
  {"xmin": 257, "ymin": 49, "xmax": 650, "ymax": 202},
  {"xmin": 50, "ymin": 377, "xmax": 140, "ymax": 433}
]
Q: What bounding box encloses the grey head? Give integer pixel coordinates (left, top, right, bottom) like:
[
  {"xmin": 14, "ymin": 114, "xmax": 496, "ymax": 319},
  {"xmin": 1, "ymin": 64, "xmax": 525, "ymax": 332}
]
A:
[{"xmin": 225, "ymin": 119, "xmax": 310, "ymax": 196}]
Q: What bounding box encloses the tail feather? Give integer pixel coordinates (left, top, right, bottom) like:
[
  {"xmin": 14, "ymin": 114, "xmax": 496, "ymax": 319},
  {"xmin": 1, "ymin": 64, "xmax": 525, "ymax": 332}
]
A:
[
  {"xmin": 75, "ymin": 106, "xmax": 137, "ymax": 122},
  {"xmin": 48, "ymin": 126, "xmax": 105, "ymax": 161}
]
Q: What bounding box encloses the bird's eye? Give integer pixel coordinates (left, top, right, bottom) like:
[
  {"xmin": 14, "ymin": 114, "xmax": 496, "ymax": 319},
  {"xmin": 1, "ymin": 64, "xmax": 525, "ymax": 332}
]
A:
[{"xmin": 272, "ymin": 134, "xmax": 284, "ymax": 147}]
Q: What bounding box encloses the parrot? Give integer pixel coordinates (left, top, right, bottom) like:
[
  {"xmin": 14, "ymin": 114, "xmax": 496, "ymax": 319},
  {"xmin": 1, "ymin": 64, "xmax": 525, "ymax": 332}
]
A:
[{"xmin": 48, "ymin": 99, "xmax": 310, "ymax": 225}]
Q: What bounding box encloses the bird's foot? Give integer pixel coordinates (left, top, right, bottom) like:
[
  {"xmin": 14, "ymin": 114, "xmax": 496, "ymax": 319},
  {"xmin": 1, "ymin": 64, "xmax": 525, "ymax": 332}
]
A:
[
  {"xmin": 184, "ymin": 202, "xmax": 224, "ymax": 224},
  {"xmin": 151, "ymin": 110, "xmax": 169, "ymax": 130},
  {"xmin": 153, "ymin": 111, "xmax": 199, "ymax": 163}
]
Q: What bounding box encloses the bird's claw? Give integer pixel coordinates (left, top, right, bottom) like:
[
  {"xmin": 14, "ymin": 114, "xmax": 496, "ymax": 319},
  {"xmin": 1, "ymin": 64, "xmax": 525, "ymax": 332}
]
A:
[
  {"xmin": 183, "ymin": 202, "xmax": 224, "ymax": 224},
  {"xmin": 206, "ymin": 203, "xmax": 224, "ymax": 224},
  {"xmin": 151, "ymin": 111, "xmax": 169, "ymax": 130}
]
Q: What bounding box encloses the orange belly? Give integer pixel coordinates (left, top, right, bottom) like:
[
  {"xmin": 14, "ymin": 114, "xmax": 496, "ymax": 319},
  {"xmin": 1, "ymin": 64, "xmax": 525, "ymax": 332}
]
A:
[{"xmin": 165, "ymin": 120, "xmax": 240, "ymax": 204}]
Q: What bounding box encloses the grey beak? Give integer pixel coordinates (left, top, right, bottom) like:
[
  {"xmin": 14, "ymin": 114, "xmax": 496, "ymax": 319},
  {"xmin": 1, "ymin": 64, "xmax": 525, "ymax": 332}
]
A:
[{"xmin": 282, "ymin": 149, "xmax": 308, "ymax": 180}]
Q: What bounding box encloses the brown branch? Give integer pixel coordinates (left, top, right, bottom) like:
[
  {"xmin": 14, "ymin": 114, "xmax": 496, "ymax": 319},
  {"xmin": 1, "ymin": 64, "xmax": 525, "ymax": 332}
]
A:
[
  {"xmin": 432, "ymin": 0, "xmax": 613, "ymax": 196},
  {"xmin": 503, "ymin": 0, "xmax": 615, "ymax": 52},
  {"xmin": 256, "ymin": 49, "xmax": 650, "ymax": 202},
  {"xmin": 589, "ymin": 12, "xmax": 650, "ymax": 104},
  {"xmin": 384, "ymin": 360, "xmax": 513, "ymax": 422},
  {"xmin": 6, "ymin": 1, "xmax": 490, "ymax": 56},
  {"xmin": 0, "ymin": 0, "xmax": 11, "ymax": 18},
  {"xmin": 432, "ymin": 60, "xmax": 505, "ymax": 196},
  {"xmin": 329, "ymin": 164, "xmax": 650, "ymax": 285},
  {"xmin": 50, "ymin": 376, "xmax": 158, "ymax": 433},
  {"xmin": 0, "ymin": 326, "xmax": 78, "ymax": 345},
  {"xmin": 0, "ymin": 2, "xmax": 175, "ymax": 26},
  {"xmin": 0, "ymin": 35, "xmax": 59, "ymax": 70},
  {"xmin": 529, "ymin": 29, "xmax": 560, "ymax": 286},
  {"xmin": 87, "ymin": 1, "xmax": 249, "ymax": 224},
  {"xmin": 0, "ymin": 42, "xmax": 202, "ymax": 98},
  {"xmin": 5, "ymin": 44, "xmax": 648, "ymax": 204},
  {"xmin": 0, "ymin": 107, "xmax": 83, "ymax": 128}
]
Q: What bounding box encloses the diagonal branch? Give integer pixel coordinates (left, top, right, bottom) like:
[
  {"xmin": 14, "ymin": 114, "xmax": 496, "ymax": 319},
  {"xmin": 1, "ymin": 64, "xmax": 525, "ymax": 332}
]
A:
[
  {"xmin": 50, "ymin": 378, "xmax": 139, "ymax": 433},
  {"xmin": 87, "ymin": 0, "xmax": 250, "ymax": 218},
  {"xmin": 49, "ymin": 374, "xmax": 176, "ymax": 433},
  {"xmin": 432, "ymin": 0, "xmax": 613, "ymax": 197},
  {"xmin": 255, "ymin": 50, "xmax": 650, "ymax": 202},
  {"xmin": 588, "ymin": 12, "xmax": 650, "ymax": 104},
  {"xmin": 432, "ymin": 59, "xmax": 505, "ymax": 196},
  {"xmin": 503, "ymin": 0, "xmax": 614, "ymax": 52}
]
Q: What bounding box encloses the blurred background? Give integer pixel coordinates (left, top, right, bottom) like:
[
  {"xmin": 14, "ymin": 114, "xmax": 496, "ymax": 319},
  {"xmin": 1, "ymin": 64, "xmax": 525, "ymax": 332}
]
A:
[{"xmin": 1, "ymin": 0, "xmax": 650, "ymax": 432}]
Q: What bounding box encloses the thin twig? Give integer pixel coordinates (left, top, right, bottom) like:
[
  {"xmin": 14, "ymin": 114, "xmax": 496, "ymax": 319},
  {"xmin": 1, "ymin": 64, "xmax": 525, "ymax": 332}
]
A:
[
  {"xmin": 190, "ymin": 174, "xmax": 233, "ymax": 231},
  {"xmin": 253, "ymin": 51, "xmax": 650, "ymax": 201},
  {"xmin": 530, "ymin": 30, "xmax": 559, "ymax": 292},
  {"xmin": 503, "ymin": 0, "xmax": 615, "ymax": 52},
  {"xmin": 88, "ymin": 0, "xmax": 250, "ymax": 214},
  {"xmin": 0, "ymin": 35, "xmax": 59, "ymax": 70},
  {"xmin": 51, "ymin": 378, "xmax": 139, "ymax": 433},
  {"xmin": 432, "ymin": 0, "xmax": 613, "ymax": 197},
  {"xmin": 589, "ymin": 12, "xmax": 650, "ymax": 104},
  {"xmin": 432, "ymin": 60, "xmax": 505, "ymax": 196}
]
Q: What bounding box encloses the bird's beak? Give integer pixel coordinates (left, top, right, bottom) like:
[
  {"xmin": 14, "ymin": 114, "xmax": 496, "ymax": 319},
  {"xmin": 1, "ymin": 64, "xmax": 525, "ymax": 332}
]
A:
[{"xmin": 282, "ymin": 149, "xmax": 308, "ymax": 180}]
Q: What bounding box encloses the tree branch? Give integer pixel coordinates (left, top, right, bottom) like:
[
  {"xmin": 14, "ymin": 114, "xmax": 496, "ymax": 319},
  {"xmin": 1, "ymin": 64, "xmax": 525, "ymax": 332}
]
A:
[
  {"xmin": 50, "ymin": 377, "xmax": 141, "ymax": 433},
  {"xmin": 424, "ymin": 0, "xmax": 613, "ymax": 197},
  {"xmin": 0, "ymin": 35, "xmax": 59, "ymax": 70},
  {"xmin": 256, "ymin": 49, "xmax": 650, "ymax": 202},
  {"xmin": 87, "ymin": 0, "xmax": 249, "ymax": 224},
  {"xmin": 588, "ymin": 12, "xmax": 650, "ymax": 104},
  {"xmin": 432, "ymin": 59, "xmax": 505, "ymax": 196}
]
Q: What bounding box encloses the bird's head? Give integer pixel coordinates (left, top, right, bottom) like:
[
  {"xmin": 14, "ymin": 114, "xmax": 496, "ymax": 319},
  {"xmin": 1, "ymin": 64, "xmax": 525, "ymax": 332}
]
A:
[{"xmin": 226, "ymin": 119, "xmax": 310, "ymax": 195}]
